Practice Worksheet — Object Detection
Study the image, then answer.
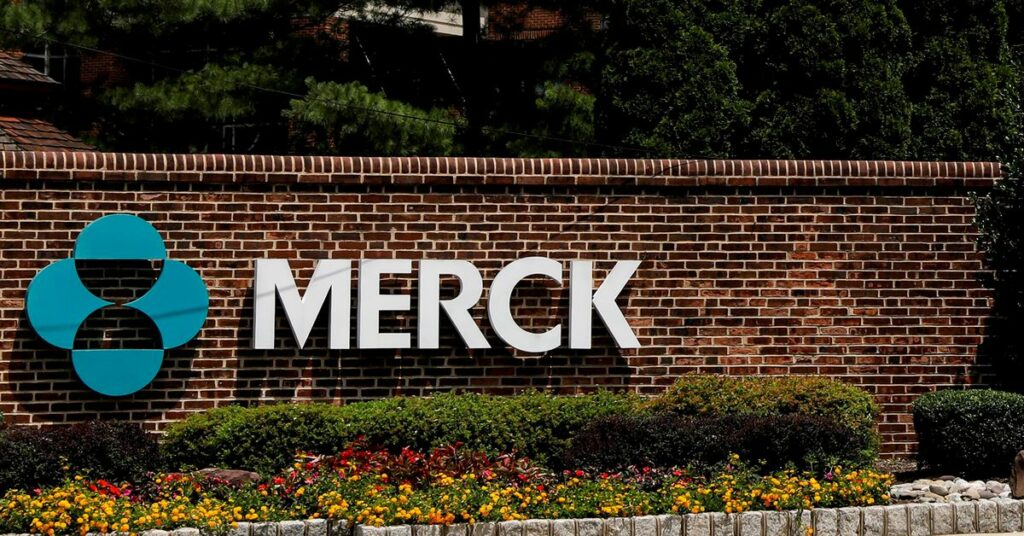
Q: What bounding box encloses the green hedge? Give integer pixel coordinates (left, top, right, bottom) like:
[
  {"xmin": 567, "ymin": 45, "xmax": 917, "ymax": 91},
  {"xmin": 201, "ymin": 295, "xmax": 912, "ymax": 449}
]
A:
[
  {"xmin": 564, "ymin": 412, "xmax": 870, "ymax": 473},
  {"xmin": 161, "ymin": 391, "xmax": 638, "ymax": 473},
  {"xmin": 0, "ymin": 421, "xmax": 160, "ymax": 491},
  {"xmin": 163, "ymin": 376, "xmax": 881, "ymax": 474},
  {"xmin": 914, "ymin": 389, "xmax": 1024, "ymax": 476},
  {"xmin": 645, "ymin": 375, "xmax": 881, "ymax": 462}
]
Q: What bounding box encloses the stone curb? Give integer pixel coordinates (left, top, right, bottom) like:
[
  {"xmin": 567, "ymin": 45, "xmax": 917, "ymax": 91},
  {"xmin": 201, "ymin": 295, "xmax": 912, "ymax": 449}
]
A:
[
  {"xmin": 62, "ymin": 500, "xmax": 1024, "ymax": 536},
  {"xmin": 350, "ymin": 501, "xmax": 1023, "ymax": 536}
]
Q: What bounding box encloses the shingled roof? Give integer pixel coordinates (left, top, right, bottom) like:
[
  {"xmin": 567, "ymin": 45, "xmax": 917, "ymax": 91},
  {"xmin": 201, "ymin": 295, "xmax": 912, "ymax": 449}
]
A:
[
  {"xmin": 0, "ymin": 117, "xmax": 93, "ymax": 151},
  {"xmin": 0, "ymin": 51, "xmax": 57, "ymax": 86}
]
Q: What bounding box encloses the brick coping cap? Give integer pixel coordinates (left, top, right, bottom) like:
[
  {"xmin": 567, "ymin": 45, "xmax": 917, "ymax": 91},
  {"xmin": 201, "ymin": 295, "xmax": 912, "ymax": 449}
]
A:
[{"xmin": 0, "ymin": 151, "xmax": 1001, "ymax": 188}]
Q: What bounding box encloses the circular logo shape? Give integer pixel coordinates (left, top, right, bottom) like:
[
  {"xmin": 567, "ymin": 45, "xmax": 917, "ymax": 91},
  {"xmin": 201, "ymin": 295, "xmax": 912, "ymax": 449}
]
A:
[{"xmin": 25, "ymin": 214, "xmax": 209, "ymax": 396}]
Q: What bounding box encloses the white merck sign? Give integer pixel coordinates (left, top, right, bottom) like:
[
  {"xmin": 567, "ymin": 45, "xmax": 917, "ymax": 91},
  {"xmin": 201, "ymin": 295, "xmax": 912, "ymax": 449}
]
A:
[{"xmin": 253, "ymin": 257, "xmax": 641, "ymax": 352}]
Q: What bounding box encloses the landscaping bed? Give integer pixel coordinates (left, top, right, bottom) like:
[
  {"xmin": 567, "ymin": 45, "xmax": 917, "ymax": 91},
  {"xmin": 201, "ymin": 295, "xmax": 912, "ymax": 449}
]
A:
[
  {"xmin": 0, "ymin": 444, "xmax": 892, "ymax": 534},
  {"xmin": 0, "ymin": 376, "xmax": 900, "ymax": 535}
]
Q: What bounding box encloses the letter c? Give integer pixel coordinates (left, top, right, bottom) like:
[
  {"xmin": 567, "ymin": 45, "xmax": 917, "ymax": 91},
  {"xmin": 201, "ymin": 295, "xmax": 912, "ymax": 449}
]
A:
[{"xmin": 487, "ymin": 257, "xmax": 562, "ymax": 353}]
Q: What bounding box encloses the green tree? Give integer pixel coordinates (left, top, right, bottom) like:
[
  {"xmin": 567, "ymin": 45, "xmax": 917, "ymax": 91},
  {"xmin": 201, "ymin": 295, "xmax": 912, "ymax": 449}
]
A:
[
  {"xmin": 598, "ymin": 0, "xmax": 914, "ymax": 159},
  {"xmin": 0, "ymin": 0, "xmax": 615, "ymax": 156},
  {"xmin": 285, "ymin": 79, "xmax": 457, "ymax": 155},
  {"xmin": 0, "ymin": 0, "xmax": 354, "ymax": 152},
  {"xmin": 597, "ymin": 0, "xmax": 749, "ymax": 158},
  {"xmin": 902, "ymin": 0, "xmax": 1020, "ymax": 160},
  {"xmin": 504, "ymin": 81, "xmax": 596, "ymax": 157}
]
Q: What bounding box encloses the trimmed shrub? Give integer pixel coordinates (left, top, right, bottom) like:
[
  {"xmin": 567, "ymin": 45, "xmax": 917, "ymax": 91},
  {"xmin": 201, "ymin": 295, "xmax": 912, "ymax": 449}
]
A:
[
  {"xmin": 646, "ymin": 375, "xmax": 880, "ymax": 461},
  {"xmin": 914, "ymin": 389, "xmax": 1024, "ymax": 476},
  {"xmin": 0, "ymin": 421, "xmax": 160, "ymax": 491},
  {"xmin": 161, "ymin": 391, "xmax": 638, "ymax": 473},
  {"xmin": 562, "ymin": 412, "xmax": 869, "ymax": 473}
]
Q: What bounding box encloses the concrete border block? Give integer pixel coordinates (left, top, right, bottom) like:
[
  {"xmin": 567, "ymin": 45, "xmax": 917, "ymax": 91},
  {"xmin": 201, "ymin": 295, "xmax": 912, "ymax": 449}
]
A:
[
  {"xmin": 764, "ymin": 512, "xmax": 787, "ymax": 536},
  {"xmin": 953, "ymin": 502, "xmax": 977, "ymax": 534},
  {"xmin": 738, "ymin": 512, "xmax": 763, "ymax": 536},
  {"xmin": 814, "ymin": 509, "xmax": 839, "ymax": 536},
  {"xmin": 863, "ymin": 506, "xmax": 886, "ymax": 536},
  {"xmin": 907, "ymin": 504, "xmax": 931, "ymax": 536},
  {"xmin": 280, "ymin": 520, "xmax": 307, "ymax": 536},
  {"xmin": 977, "ymin": 501, "xmax": 998, "ymax": 533},
  {"xmin": 415, "ymin": 527, "xmax": 443, "ymax": 536},
  {"xmin": 685, "ymin": 514, "xmax": 712, "ymax": 536},
  {"xmin": 838, "ymin": 507, "xmax": 861, "ymax": 536},
  {"xmin": 386, "ymin": 526, "xmax": 412, "ymax": 536},
  {"xmin": 605, "ymin": 518, "xmax": 631, "ymax": 536},
  {"xmin": 996, "ymin": 499, "xmax": 1022, "ymax": 532},
  {"xmin": 577, "ymin": 519, "xmax": 602, "ymax": 536},
  {"xmin": 355, "ymin": 526, "xmax": 387, "ymax": 536},
  {"xmin": 472, "ymin": 524, "xmax": 497, "ymax": 536},
  {"xmin": 931, "ymin": 503, "xmax": 954, "ymax": 536},
  {"xmin": 552, "ymin": 519, "xmax": 575, "ymax": 536},
  {"xmin": 657, "ymin": 515, "xmax": 683, "ymax": 536},
  {"xmin": 709, "ymin": 513, "xmax": 732, "ymax": 536},
  {"xmin": 524, "ymin": 520, "xmax": 551, "ymax": 536},
  {"xmin": 498, "ymin": 522, "xmax": 523, "ymax": 536},
  {"xmin": 788, "ymin": 511, "xmax": 811, "ymax": 536},
  {"xmin": 444, "ymin": 524, "xmax": 470, "ymax": 536},
  {"xmin": 885, "ymin": 505, "xmax": 909, "ymax": 536}
]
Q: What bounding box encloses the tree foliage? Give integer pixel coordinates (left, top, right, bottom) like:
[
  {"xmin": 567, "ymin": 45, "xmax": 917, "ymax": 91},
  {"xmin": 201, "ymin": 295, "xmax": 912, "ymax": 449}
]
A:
[
  {"xmin": 285, "ymin": 79, "xmax": 457, "ymax": 155},
  {"xmin": 504, "ymin": 81, "xmax": 596, "ymax": 157},
  {"xmin": 2, "ymin": 0, "xmax": 1023, "ymax": 160},
  {"xmin": 598, "ymin": 0, "xmax": 748, "ymax": 158},
  {"xmin": 598, "ymin": 0, "xmax": 1021, "ymax": 161}
]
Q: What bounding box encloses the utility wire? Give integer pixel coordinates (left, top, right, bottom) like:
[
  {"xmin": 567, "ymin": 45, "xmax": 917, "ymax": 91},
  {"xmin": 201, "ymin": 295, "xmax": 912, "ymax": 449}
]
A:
[{"xmin": 17, "ymin": 30, "xmax": 669, "ymax": 158}]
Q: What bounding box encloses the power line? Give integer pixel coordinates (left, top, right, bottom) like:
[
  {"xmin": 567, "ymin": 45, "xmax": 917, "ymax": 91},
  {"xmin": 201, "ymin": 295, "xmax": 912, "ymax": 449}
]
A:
[{"xmin": 17, "ymin": 30, "xmax": 667, "ymax": 157}]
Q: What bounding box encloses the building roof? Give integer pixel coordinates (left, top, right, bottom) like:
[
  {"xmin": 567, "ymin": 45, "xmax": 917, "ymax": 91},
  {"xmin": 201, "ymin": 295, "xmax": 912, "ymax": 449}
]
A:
[
  {"xmin": 0, "ymin": 117, "xmax": 93, "ymax": 152},
  {"xmin": 0, "ymin": 51, "xmax": 57, "ymax": 85}
]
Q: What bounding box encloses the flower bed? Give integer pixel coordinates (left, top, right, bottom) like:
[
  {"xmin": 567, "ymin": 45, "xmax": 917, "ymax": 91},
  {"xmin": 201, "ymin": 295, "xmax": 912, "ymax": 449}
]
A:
[{"xmin": 0, "ymin": 443, "xmax": 893, "ymax": 536}]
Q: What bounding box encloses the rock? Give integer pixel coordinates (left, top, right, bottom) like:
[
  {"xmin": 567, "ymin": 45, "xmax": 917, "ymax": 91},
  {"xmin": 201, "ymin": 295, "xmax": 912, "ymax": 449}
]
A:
[
  {"xmin": 979, "ymin": 490, "xmax": 996, "ymax": 499},
  {"xmin": 987, "ymin": 482, "xmax": 1009, "ymax": 493},
  {"xmin": 1014, "ymin": 451, "xmax": 1024, "ymax": 498},
  {"xmin": 893, "ymin": 488, "xmax": 925, "ymax": 500},
  {"xmin": 938, "ymin": 475, "xmax": 957, "ymax": 481},
  {"xmin": 946, "ymin": 493, "xmax": 963, "ymax": 502},
  {"xmin": 196, "ymin": 468, "xmax": 262, "ymax": 486},
  {"xmin": 929, "ymin": 485, "xmax": 949, "ymax": 496},
  {"xmin": 922, "ymin": 492, "xmax": 945, "ymax": 502},
  {"xmin": 964, "ymin": 488, "xmax": 981, "ymax": 500}
]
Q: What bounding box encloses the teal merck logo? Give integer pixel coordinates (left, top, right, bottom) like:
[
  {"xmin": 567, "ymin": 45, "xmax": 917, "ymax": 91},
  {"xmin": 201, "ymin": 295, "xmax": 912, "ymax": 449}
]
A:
[{"xmin": 26, "ymin": 214, "xmax": 208, "ymax": 396}]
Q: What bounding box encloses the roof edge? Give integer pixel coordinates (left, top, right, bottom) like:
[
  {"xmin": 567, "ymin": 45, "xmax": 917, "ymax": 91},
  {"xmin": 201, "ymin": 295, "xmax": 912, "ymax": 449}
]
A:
[{"xmin": 0, "ymin": 151, "xmax": 1002, "ymax": 188}]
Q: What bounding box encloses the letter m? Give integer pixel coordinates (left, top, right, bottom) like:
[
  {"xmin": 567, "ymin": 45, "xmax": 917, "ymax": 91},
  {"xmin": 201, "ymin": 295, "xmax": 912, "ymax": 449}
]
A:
[{"xmin": 253, "ymin": 259, "xmax": 351, "ymax": 349}]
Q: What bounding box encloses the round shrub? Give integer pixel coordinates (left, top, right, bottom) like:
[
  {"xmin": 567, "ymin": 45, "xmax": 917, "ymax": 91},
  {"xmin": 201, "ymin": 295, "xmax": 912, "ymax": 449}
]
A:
[
  {"xmin": 914, "ymin": 389, "xmax": 1024, "ymax": 476},
  {"xmin": 562, "ymin": 412, "xmax": 870, "ymax": 473},
  {"xmin": 160, "ymin": 403, "xmax": 348, "ymax": 475},
  {"xmin": 161, "ymin": 391, "xmax": 638, "ymax": 473},
  {"xmin": 645, "ymin": 375, "xmax": 880, "ymax": 461},
  {"xmin": 0, "ymin": 421, "xmax": 160, "ymax": 492}
]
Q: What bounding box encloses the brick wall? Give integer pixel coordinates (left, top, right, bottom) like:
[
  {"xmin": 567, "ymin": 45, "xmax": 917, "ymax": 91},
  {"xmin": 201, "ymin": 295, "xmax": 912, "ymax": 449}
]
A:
[
  {"xmin": 486, "ymin": 4, "xmax": 601, "ymax": 40},
  {"xmin": 0, "ymin": 152, "xmax": 1000, "ymax": 456}
]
